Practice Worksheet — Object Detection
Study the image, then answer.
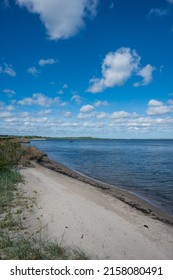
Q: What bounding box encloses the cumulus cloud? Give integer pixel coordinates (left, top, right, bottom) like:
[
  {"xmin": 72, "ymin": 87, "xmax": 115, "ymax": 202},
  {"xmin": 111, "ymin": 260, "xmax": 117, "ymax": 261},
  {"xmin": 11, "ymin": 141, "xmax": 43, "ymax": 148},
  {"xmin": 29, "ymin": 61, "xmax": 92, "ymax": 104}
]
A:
[
  {"xmin": 38, "ymin": 109, "xmax": 52, "ymax": 116},
  {"xmin": 6, "ymin": 105, "xmax": 15, "ymax": 111},
  {"xmin": 38, "ymin": 58, "xmax": 57, "ymax": 66},
  {"xmin": 1, "ymin": 98, "xmax": 173, "ymax": 137},
  {"xmin": 147, "ymin": 106, "xmax": 172, "ymax": 116},
  {"xmin": 18, "ymin": 93, "xmax": 61, "ymax": 107},
  {"xmin": 4, "ymin": 63, "xmax": 16, "ymax": 77},
  {"xmin": 0, "ymin": 63, "xmax": 16, "ymax": 77},
  {"xmin": 134, "ymin": 64, "xmax": 156, "ymax": 87},
  {"xmin": 0, "ymin": 111, "xmax": 14, "ymax": 118},
  {"xmin": 16, "ymin": 0, "xmax": 99, "ymax": 40},
  {"xmin": 77, "ymin": 112, "xmax": 95, "ymax": 119},
  {"xmin": 148, "ymin": 99, "xmax": 163, "ymax": 107},
  {"xmin": 78, "ymin": 105, "xmax": 95, "ymax": 119},
  {"xmin": 61, "ymin": 111, "xmax": 72, "ymax": 118},
  {"xmin": 96, "ymin": 112, "xmax": 107, "ymax": 119},
  {"xmin": 110, "ymin": 111, "xmax": 130, "ymax": 119},
  {"xmin": 80, "ymin": 104, "xmax": 95, "ymax": 113},
  {"xmin": 168, "ymin": 99, "xmax": 173, "ymax": 105},
  {"xmin": 27, "ymin": 66, "xmax": 39, "ymax": 76},
  {"xmin": 87, "ymin": 47, "xmax": 154, "ymax": 93},
  {"xmin": 147, "ymin": 99, "xmax": 173, "ymax": 115},
  {"xmin": 94, "ymin": 100, "xmax": 108, "ymax": 107},
  {"xmin": 71, "ymin": 95, "xmax": 82, "ymax": 104}
]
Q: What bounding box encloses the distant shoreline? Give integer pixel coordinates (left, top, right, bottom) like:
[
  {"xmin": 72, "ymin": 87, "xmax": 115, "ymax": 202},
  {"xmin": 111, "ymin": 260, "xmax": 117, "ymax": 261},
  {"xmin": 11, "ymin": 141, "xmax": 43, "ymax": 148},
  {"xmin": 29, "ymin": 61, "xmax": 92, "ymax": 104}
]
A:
[{"xmin": 1, "ymin": 135, "xmax": 173, "ymax": 141}]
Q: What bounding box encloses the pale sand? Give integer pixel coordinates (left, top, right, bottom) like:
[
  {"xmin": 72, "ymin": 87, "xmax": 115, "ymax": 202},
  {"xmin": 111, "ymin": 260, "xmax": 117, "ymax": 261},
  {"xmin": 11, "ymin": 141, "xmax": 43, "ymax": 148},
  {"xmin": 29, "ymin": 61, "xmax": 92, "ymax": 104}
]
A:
[{"xmin": 20, "ymin": 163, "xmax": 173, "ymax": 260}]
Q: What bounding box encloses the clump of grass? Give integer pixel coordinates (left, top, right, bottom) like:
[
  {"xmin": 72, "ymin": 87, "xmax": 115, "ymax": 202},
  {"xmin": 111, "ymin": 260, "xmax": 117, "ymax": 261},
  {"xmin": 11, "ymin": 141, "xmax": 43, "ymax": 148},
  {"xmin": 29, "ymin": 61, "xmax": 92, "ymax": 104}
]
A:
[
  {"xmin": 0, "ymin": 231, "xmax": 88, "ymax": 260},
  {"xmin": 0, "ymin": 170, "xmax": 22, "ymax": 213}
]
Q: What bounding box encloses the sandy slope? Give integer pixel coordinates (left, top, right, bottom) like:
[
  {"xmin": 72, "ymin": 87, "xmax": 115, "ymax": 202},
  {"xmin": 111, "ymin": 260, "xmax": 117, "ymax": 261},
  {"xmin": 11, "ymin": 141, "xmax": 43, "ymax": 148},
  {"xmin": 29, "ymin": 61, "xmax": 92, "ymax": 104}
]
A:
[{"xmin": 20, "ymin": 164, "xmax": 173, "ymax": 260}]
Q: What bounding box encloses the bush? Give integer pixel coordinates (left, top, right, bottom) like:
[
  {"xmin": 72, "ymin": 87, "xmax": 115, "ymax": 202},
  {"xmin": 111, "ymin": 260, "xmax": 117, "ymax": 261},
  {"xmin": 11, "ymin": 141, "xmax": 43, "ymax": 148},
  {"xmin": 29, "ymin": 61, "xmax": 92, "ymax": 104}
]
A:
[{"xmin": 0, "ymin": 141, "xmax": 24, "ymax": 171}]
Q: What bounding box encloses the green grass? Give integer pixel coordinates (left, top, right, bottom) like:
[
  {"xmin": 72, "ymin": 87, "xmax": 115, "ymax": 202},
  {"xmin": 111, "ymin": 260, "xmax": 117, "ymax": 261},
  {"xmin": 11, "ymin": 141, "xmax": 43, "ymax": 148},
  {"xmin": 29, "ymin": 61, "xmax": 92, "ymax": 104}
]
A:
[
  {"xmin": 0, "ymin": 170, "xmax": 22, "ymax": 213},
  {"xmin": 0, "ymin": 231, "xmax": 88, "ymax": 260}
]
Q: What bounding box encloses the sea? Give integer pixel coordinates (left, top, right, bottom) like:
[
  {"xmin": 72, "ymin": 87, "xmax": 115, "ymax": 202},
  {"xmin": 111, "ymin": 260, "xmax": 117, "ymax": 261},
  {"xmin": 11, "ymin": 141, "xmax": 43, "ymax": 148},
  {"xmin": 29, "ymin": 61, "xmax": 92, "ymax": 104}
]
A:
[{"xmin": 31, "ymin": 139, "xmax": 173, "ymax": 216}]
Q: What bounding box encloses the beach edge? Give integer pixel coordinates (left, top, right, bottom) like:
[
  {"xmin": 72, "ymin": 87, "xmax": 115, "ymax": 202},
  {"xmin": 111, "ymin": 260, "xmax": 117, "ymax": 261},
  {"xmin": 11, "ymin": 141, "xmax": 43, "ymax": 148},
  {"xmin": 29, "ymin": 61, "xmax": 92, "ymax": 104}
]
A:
[{"xmin": 31, "ymin": 149, "xmax": 173, "ymax": 226}]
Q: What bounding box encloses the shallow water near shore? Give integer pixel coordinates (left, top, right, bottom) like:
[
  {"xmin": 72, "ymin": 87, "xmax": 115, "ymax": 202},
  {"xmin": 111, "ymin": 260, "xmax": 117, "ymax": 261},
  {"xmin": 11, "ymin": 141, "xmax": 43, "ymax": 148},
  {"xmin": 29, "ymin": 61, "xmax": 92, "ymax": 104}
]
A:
[{"xmin": 31, "ymin": 139, "xmax": 173, "ymax": 216}]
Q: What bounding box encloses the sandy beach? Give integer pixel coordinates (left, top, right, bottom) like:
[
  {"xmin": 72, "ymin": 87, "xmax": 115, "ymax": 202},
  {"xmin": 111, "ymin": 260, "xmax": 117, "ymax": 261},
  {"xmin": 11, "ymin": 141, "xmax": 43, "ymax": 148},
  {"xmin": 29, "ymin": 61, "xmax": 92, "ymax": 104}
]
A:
[{"xmin": 19, "ymin": 161, "xmax": 173, "ymax": 260}]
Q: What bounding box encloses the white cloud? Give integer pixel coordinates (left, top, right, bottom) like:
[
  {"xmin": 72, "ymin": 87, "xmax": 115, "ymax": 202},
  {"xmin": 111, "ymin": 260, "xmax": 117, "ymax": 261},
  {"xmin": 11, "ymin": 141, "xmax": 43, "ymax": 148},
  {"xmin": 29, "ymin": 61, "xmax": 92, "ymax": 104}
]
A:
[
  {"xmin": 110, "ymin": 111, "xmax": 130, "ymax": 119},
  {"xmin": 38, "ymin": 109, "xmax": 52, "ymax": 116},
  {"xmin": 83, "ymin": 121, "xmax": 103, "ymax": 128},
  {"xmin": 148, "ymin": 99, "xmax": 163, "ymax": 106},
  {"xmin": 57, "ymin": 84, "xmax": 68, "ymax": 95},
  {"xmin": 3, "ymin": 89, "xmax": 15, "ymax": 96},
  {"xmin": 38, "ymin": 58, "xmax": 57, "ymax": 66},
  {"xmin": 147, "ymin": 106, "xmax": 172, "ymax": 116},
  {"xmin": 18, "ymin": 93, "xmax": 61, "ymax": 107},
  {"xmin": 77, "ymin": 112, "xmax": 95, "ymax": 119},
  {"xmin": 87, "ymin": 47, "xmax": 141, "ymax": 93},
  {"xmin": 61, "ymin": 111, "xmax": 72, "ymax": 118},
  {"xmin": 0, "ymin": 63, "xmax": 16, "ymax": 77},
  {"xmin": 148, "ymin": 8, "xmax": 168, "ymax": 17},
  {"xmin": 16, "ymin": 0, "xmax": 99, "ymax": 40},
  {"xmin": 96, "ymin": 112, "xmax": 107, "ymax": 119},
  {"xmin": 0, "ymin": 111, "xmax": 14, "ymax": 118},
  {"xmin": 80, "ymin": 104, "xmax": 95, "ymax": 113},
  {"xmin": 60, "ymin": 102, "xmax": 67, "ymax": 107},
  {"xmin": 78, "ymin": 109, "xmax": 95, "ymax": 119},
  {"xmin": 147, "ymin": 99, "xmax": 173, "ymax": 116},
  {"xmin": 4, "ymin": 63, "xmax": 16, "ymax": 77},
  {"xmin": 94, "ymin": 100, "xmax": 108, "ymax": 107},
  {"xmin": 134, "ymin": 64, "xmax": 156, "ymax": 87},
  {"xmin": 167, "ymin": 0, "xmax": 173, "ymax": 4},
  {"xmin": 71, "ymin": 95, "xmax": 82, "ymax": 104},
  {"xmin": 20, "ymin": 112, "xmax": 30, "ymax": 117},
  {"xmin": 27, "ymin": 66, "xmax": 39, "ymax": 76},
  {"xmin": 168, "ymin": 99, "xmax": 173, "ymax": 105},
  {"xmin": 6, "ymin": 105, "xmax": 15, "ymax": 111}
]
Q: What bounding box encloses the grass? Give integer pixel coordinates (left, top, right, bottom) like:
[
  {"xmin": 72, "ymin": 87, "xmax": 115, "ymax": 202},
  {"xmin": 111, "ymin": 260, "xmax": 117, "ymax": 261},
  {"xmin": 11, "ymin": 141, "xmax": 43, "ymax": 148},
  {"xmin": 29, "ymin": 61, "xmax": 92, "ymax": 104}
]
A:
[{"xmin": 0, "ymin": 140, "xmax": 88, "ymax": 260}]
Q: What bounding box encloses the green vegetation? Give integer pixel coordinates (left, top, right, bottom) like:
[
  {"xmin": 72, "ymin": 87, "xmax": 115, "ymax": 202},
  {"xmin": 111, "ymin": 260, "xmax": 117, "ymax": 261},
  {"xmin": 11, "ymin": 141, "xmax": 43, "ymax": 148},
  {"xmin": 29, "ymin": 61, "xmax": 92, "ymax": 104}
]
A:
[
  {"xmin": 0, "ymin": 140, "xmax": 88, "ymax": 259},
  {"xmin": 0, "ymin": 141, "xmax": 26, "ymax": 170}
]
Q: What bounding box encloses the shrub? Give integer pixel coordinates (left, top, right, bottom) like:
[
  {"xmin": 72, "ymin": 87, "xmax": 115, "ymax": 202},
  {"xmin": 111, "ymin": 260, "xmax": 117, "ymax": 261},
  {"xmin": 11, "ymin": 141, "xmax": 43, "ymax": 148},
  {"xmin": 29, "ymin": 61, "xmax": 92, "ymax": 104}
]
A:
[{"xmin": 0, "ymin": 141, "xmax": 24, "ymax": 171}]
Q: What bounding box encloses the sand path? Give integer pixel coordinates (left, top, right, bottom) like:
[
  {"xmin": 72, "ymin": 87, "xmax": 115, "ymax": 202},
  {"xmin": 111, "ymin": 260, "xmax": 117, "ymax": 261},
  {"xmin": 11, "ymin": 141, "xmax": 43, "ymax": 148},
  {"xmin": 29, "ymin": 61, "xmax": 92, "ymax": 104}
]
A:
[{"xmin": 20, "ymin": 164, "xmax": 173, "ymax": 259}]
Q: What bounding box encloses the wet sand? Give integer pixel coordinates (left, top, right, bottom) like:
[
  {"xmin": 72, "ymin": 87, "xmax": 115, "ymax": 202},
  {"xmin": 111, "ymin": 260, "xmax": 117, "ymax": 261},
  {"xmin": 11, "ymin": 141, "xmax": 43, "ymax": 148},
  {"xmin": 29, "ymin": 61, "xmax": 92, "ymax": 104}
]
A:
[{"xmin": 38, "ymin": 155, "xmax": 173, "ymax": 225}]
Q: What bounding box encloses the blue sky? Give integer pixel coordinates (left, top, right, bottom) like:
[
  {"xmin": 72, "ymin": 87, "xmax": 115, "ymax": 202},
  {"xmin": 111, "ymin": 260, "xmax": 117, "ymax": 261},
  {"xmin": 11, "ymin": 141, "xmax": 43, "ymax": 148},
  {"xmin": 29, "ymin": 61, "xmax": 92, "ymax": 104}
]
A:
[{"xmin": 0, "ymin": 0, "xmax": 173, "ymax": 138}]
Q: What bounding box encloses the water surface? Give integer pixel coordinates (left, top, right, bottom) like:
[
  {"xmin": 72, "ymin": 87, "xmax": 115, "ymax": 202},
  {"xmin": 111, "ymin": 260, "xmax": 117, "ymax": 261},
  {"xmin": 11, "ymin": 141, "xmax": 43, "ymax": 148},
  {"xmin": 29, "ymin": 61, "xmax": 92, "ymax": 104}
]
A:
[{"xmin": 32, "ymin": 139, "xmax": 173, "ymax": 215}]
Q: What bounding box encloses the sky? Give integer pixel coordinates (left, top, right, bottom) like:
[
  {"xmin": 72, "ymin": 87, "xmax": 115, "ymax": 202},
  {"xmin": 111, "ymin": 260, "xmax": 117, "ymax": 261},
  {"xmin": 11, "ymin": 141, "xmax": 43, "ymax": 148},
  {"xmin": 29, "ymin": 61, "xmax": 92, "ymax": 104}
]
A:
[{"xmin": 0, "ymin": 0, "xmax": 173, "ymax": 138}]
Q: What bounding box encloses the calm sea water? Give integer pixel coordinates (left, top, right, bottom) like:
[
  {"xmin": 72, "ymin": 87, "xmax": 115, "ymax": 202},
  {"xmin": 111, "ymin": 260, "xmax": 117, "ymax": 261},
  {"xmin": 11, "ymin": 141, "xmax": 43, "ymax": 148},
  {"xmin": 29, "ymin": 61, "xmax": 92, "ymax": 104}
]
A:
[{"xmin": 31, "ymin": 139, "xmax": 173, "ymax": 215}]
